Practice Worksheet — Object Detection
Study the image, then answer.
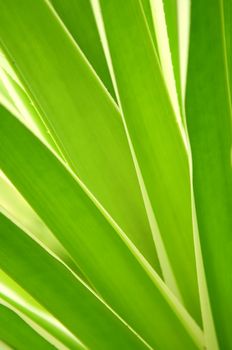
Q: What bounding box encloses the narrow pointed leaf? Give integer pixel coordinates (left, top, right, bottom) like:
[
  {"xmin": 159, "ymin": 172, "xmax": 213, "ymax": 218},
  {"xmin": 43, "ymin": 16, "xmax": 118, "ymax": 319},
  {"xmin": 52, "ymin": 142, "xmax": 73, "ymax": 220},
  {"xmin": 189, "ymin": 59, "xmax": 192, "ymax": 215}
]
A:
[
  {"xmin": 140, "ymin": 0, "xmax": 159, "ymax": 52},
  {"xmin": 176, "ymin": 0, "xmax": 191, "ymax": 101},
  {"xmin": 0, "ymin": 0, "xmax": 159, "ymax": 270},
  {"xmin": 162, "ymin": 0, "xmax": 182, "ymax": 108},
  {"xmin": 0, "ymin": 304, "xmax": 56, "ymax": 350},
  {"xmin": 186, "ymin": 1, "xmax": 232, "ymax": 348},
  {"xmin": 0, "ymin": 213, "xmax": 149, "ymax": 350},
  {"xmin": 0, "ymin": 67, "xmax": 59, "ymax": 152},
  {"xmin": 0, "ymin": 270, "xmax": 85, "ymax": 350},
  {"xmin": 0, "ymin": 106, "xmax": 201, "ymax": 350},
  {"xmin": 96, "ymin": 0, "xmax": 200, "ymax": 321},
  {"xmin": 0, "ymin": 75, "xmax": 20, "ymax": 117},
  {"xmin": 49, "ymin": 0, "xmax": 115, "ymax": 98},
  {"xmin": 149, "ymin": 0, "xmax": 182, "ymax": 124},
  {"xmin": 0, "ymin": 171, "xmax": 83, "ymax": 275}
]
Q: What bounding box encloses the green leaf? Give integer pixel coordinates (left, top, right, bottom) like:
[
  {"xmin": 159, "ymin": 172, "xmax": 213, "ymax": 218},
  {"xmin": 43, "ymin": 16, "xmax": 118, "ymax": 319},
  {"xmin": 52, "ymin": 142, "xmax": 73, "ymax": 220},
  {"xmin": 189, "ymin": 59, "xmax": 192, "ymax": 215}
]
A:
[
  {"xmin": 0, "ymin": 212, "xmax": 149, "ymax": 350},
  {"xmin": 186, "ymin": 1, "xmax": 232, "ymax": 348},
  {"xmin": 162, "ymin": 0, "xmax": 182, "ymax": 109},
  {"xmin": 140, "ymin": 0, "xmax": 159, "ymax": 53},
  {"xmin": 94, "ymin": 0, "xmax": 200, "ymax": 321},
  {"xmin": 0, "ymin": 49, "xmax": 22, "ymax": 87},
  {"xmin": 149, "ymin": 0, "xmax": 182, "ymax": 123},
  {"xmin": 0, "ymin": 66, "xmax": 61, "ymax": 154},
  {"xmin": 176, "ymin": 0, "xmax": 191, "ymax": 101},
  {"xmin": 0, "ymin": 171, "xmax": 84, "ymax": 276},
  {"xmin": 223, "ymin": 0, "xmax": 232, "ymax": 99},
  {"xmin": 0, "ymin": 304, "xmax": 56, "ymax": 350},
  {"xmin": 0, "ymin": 0, "xmax": 159, "ymax": 270},
  {"xmin": 0, "ymin": 72, "xmax": 20, "ymax": 117},
  {"xmin": 0, "ymin": 106, "xmax": 202, "ymax": 350},
  {"xmin": 0, "ymin": 172, "xmax": 66, "ymax": 258},
  {"xmin": 49, "ymin": 0, "xmax": 115, "ymax": 99},
  {"xmin": 0, "ymin": 270, "xmax": 85, "ymax": 350}
]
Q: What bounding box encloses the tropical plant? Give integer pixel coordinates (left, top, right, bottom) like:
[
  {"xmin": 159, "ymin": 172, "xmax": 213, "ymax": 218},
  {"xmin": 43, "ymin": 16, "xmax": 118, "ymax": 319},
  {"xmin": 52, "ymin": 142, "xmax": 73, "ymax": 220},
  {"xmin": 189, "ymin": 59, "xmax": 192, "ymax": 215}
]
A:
[{"xmin": 0, "ymin": 0, "xmax": 231, "ymax": 349}]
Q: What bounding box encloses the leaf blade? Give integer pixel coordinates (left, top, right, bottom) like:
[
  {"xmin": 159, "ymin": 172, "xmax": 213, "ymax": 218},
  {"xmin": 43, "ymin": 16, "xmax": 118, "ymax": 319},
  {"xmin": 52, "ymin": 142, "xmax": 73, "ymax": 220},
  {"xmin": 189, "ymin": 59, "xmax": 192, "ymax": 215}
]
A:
[
  {"xmin": 186, "ymin": 0, "xmax": 232, "ymax": 348},
  {"xmin": 0, "ymin": 304, "xmax": 56, "ymax": 350},
  {"xmin": 49, "ymin": 0, "xmax": 115, "ymax": 98},
  {"xmin": 95, "ymin": 0, "xmax": 200, "ymax": 321},
  {"xmin": 0, "ymin": 212, "xmax": 149, "ymax": 350},
  {"xmin": 0, "ymin": 0, "xmax": 159, "ymax": 270},
  {"xmin": 0, "ymin": 105, "xmax": 201, "ymax": 350}
]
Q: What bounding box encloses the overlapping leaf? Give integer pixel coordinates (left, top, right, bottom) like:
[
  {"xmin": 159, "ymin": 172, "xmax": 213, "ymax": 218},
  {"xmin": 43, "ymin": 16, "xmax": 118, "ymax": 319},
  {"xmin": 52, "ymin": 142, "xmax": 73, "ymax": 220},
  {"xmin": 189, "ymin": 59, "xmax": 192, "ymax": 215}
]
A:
[
  {"xmin": 0, "ymin": 304, "xmax": 55, "ymax": 350},
  {"xmin": 186, "ymin": 0, "xmax": 232, "ymax": 348},
  {"xmin": 50, "ymin": 0, "xmax": 115, "ymax": 98},
  {"xmin": 0, "ymin": 0, "xmax": 159, "ymax": 270},
  {"xmin": 95, "ymin": 0, "xmax": 200, "ymax": 321},
  {"xmin": 0, "ymin": 106, "xmax": 202, "ymax": 350}
]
